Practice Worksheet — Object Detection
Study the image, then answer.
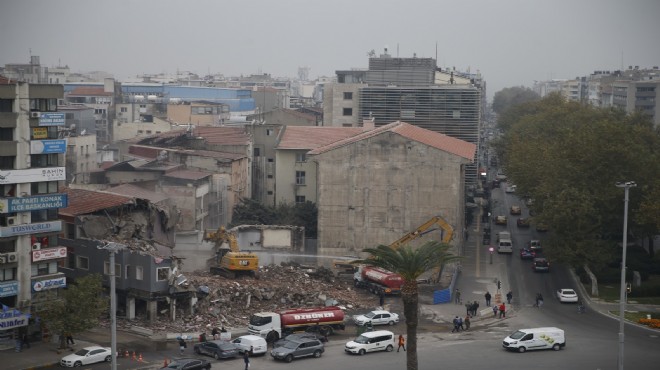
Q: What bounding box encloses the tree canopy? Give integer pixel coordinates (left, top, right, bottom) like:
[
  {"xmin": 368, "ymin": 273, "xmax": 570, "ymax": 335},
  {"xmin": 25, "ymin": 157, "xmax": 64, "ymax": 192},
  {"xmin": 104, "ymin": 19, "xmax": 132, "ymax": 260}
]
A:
[
  {"xmin": 492, "ymin": 86, "xmax": 541, "ymax": 116},
  {"xmin": 493, "ymin": 94, "xmax": 660, "ymax": 266},
  {"xmin": 230, "ymin": 198, "xmax": 318, "ymax": 238}
]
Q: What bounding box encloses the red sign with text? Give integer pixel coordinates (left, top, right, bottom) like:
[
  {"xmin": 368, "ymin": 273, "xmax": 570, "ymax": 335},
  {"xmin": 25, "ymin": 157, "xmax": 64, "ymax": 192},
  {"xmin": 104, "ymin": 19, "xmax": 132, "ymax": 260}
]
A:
[{"xmin": 32, "ymin": 247, "xmax": 67, "ymax": 262}]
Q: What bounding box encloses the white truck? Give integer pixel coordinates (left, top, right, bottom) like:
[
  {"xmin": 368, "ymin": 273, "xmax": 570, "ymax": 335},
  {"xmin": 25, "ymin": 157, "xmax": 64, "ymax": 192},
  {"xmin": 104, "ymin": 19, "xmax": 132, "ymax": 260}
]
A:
[
  {"xmin": 503, "ymin": 327, "xmax": 565, "ymax": 353},
  {"xmin": 497, "ymin": 231, "xmax": 513, "ymax": 253}
]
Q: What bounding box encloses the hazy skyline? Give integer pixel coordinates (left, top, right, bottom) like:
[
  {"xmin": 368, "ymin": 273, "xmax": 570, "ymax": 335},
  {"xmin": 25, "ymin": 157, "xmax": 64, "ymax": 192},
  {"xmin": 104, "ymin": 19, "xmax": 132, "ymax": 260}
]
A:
[{"xmin": 2, "ymin": 0, "xmax": 659, "ymax": 100}]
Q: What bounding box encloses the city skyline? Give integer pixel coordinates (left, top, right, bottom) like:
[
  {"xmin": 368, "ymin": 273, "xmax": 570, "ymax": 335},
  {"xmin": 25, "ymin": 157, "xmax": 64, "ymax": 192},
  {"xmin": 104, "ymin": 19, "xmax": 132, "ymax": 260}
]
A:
[{"xmin": 2, "ymin": 0, "xmax": 659, "ymax": 100}]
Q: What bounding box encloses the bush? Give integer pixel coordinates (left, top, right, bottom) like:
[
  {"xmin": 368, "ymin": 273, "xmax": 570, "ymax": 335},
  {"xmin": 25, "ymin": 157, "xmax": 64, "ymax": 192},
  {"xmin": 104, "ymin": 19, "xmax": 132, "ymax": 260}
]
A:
[
  {"xmin": 629, "ymin": 284, "xmax": 660, "ymax": 298},
  {"xmin": 638, "ymin": 318, "xmax": 660, "ymax": 329}
]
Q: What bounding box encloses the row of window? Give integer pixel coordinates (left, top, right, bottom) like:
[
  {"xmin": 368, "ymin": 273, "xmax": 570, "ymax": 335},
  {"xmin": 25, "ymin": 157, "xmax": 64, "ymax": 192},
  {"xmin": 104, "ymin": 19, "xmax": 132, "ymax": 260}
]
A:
[
  {"xmin": 0, "ymin": 155, "xmax": 61, "ymax": 170},
  {"xmin": 75, "ymin": 256, "xmax": 170, "ymax": 282}
]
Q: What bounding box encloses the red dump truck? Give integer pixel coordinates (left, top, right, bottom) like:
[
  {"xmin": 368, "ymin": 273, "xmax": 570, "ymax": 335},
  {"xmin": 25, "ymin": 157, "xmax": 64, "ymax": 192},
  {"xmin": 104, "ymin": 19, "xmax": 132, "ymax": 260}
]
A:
[
  {"xmin": 247, "ymin": 306, "xmax": 346, "ymax": 343},
  {"xmin": 353, "ymin": 266, "xmax": 403, "ymax": 295}
]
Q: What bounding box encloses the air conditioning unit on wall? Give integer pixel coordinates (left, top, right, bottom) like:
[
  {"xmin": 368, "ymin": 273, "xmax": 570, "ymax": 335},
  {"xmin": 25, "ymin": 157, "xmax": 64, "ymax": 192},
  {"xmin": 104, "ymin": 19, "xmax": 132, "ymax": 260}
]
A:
[
  {"xmin": 6, "ymin": 216, "xmax": 17, "ymax": 226},
  {"xmin": 30, "ymin": 111, "xmax": 41, "ymax": 118},
  {"xmin": 6, "ymin": 252, "xmax": 17, "ymax": 263},
  {"xmin": 32, "ymin": 243, "xmax": 41, "ymax": 250}
]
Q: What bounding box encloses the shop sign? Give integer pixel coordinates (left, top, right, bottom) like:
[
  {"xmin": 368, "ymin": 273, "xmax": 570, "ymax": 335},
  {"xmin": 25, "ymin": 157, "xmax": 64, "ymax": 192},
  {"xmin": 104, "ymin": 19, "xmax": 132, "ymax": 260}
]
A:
[
  {"xmin": 38, "ymin": 113, "xmax": 65, "ymax": 126},
  {"xmin": 0, "ymin": 305, "xmax": 29, "ymax": 329},
  {"xmin": 0, "ymin": 194, "xmax": 68, "ymax": 213},
  {"xmin": 32, "ymin": 247, "xmax": 67, "ymax": 262},
  {"xmin": 0, "ymin": 221, "xmax": 62, "ymax": 237},
  {"xmin": 32, "ymin": 127, "xmax": 48, "ymax": 139},
  {"xmin": 30, "ymin": 139, "xmax": 67, "ymax": 154},
  {"xmin": 0, "ymin": 167, "xmax": 66, "ymax": 184},
  {"xmin": 32, "ymin": 277, "xmax": 66, "ymax": 292},
  {"xmin": 0, "ymin": 282, "xmax": 18, "ymax": 298}
]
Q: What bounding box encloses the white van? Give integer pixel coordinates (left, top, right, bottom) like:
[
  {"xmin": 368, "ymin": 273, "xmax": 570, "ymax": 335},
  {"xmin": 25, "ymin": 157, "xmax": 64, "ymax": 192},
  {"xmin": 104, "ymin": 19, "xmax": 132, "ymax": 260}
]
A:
[
  {"xmin": 497, "ymin": 231, "xmax": 511, "ymax": 242},
  {"xmin": 344, "ymin": 330, "xmax": 395, "ymax": 355},
  {"xmin": 498, "ymin": 239, "xmax": 513, "ymax": 253},
  {"xmin": 502, "ymin": 327, "xmax": 565, "ymax": 353},
  {"xmin": 232, "ymin": 335, "xmax": 268, "ymax": 355}
]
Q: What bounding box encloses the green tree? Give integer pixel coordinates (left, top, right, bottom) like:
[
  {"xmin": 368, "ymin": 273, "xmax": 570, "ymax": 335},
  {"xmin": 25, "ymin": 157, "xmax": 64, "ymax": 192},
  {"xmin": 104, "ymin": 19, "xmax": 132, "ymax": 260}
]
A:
[
  {"xmin": 492, "ymin": 86, "xmax": 541, "ymax": 115},
  {"xmin": 230, "ymin": 198, "xmax": 276, "ymax": 226},
  {"xmin": 38, "ymin": 274, "xmax": 107, "ymax": 349},
  {"xmin": 230, "ymin": 198, "xmax": 318, "ymax": 238},
  {"xmin": 353, "ymin": 242, "xmax": 460, "ymax": 370}
]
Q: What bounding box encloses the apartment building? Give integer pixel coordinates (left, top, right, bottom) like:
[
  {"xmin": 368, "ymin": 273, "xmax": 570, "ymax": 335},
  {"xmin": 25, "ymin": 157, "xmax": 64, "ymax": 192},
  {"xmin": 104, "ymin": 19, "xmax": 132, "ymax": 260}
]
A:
[{"xmin": 0, "ymin": 78, "xmax": 67, "ymax": 346}]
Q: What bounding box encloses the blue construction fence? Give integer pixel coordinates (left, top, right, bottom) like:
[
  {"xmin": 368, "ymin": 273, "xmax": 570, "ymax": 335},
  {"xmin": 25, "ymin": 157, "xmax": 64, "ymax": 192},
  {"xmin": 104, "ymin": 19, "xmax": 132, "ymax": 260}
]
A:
[{"xmin": 433, "ymin": 264, "xmax": 461, "ymax": 304}]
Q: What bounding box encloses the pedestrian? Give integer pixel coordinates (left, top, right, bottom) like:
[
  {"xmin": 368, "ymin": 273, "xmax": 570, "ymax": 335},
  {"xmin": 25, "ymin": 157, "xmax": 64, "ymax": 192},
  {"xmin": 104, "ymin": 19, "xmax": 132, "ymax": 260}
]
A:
[
  {"xmin": 397, "ymin": 334, "xmax": 406, "ymax": 352},
  {"xmin": 499, "ymin": 303, "xmax": 506, "ymax": 318},
  {"xmin": 464, "ymin": 315, "xmax": 471, "ymax": 330},
  {"xmin": 199, "ymin": 332, "xmax": 207, "ymax": 343},
  {"xmin": 178, "ymin": 337, "xmax": 187, "ymax": 355},
  {"xmin": 492, "ymin": 305, "xmax": 498, "ymax": 317},
  {"xmin": 454, "ymin": 288, "xmax": 461, "ymax": 304},
  {"xmin": 458, "ymin": 316, "xmax": 464, "ymax": 331},
  {"xmin": 379, "ymin": 291, "xmax": 385, "ymax": 307},
  {"xmin": 243, "ymin": 350, "xmax": 250, "ymax": 370},
  {"xmin": 451, "ymin": 316, "xmax": 460, "ymax": 333},
  {"xmin": 485, "ymin": 291, "xmax": 491, "ymax": 306},
  {"xmin": 22, "ymin": 333, "xmax": 30, "ymax": 349},
  {"xmin": 473, "ymin": 301, "xmax": 480, "ymax": 316},
  {"xmin": 506, "ymin": 291, "xmax": 513, "ymax": 304},
  {"xmin": 65, "ymin": 332, "xmax": 75, "ymax": 346},
  {"xmin": 537, "ymin": 293, "xmax": 544, "ymax": 308},
  {"xmin": 465, "ymin": 302, "xmax": 471, "ymax": 316},
  {"xmin": 211, "ymin": 326, "xmax": 220, "ymax": 340}
]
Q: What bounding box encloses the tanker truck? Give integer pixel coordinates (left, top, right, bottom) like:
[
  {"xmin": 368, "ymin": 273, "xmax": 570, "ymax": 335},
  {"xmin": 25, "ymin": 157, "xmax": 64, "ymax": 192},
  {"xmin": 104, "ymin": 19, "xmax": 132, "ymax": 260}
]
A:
[
  {"xmin": 248, "ymin": 306, "xmax": 346, "ymax": 343},
  {"xmin": 353, "ymin": 266, "xmax": 403, "ymax": 295}
]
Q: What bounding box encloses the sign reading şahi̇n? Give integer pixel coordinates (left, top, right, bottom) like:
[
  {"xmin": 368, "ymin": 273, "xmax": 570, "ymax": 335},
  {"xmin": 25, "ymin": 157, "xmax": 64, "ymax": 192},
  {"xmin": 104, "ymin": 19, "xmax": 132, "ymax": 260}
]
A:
[
  {"xmin": 0, "ymin": 167, "xmax": 66, "ymax": 184},
  {"xmin": 32, "ymin": 247, "xmax": 67, "ymax": 262}
]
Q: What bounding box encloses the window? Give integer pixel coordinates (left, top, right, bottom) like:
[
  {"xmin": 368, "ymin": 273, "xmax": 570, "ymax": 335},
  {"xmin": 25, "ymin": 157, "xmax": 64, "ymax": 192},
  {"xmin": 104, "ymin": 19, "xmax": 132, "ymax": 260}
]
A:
[
  {"xmin": 0, "ymin": 156, "xmax": 15, "ymax": 170},
  {"xmin": 146, "ymin": 130, "xmax": 152, "ymax": 134},
  {"xmin": 0, "ymin": 267, "xmax": 17, "ymax": 281},
  {"xmin": 65, "ymin": 113, "xmax": 74, "ymax": 119},
  {"xmin": 295, "ymin": 196, "xmax": 306, "ymax": 203},
  {"xmin": 267, "ymin": 191, "xmax": 273, "ymax": 195},
  {"xmin": 31, "ymin": 181, "xmax": 58, "ymax": 194},
  {"xmin": 295, "ymin": 152, "xmax": 307, "ymax": 162},
  {"xmin": 342, "ymin": 108, "xmax": 353, "ymax": 116},
  {"xmin": 32, "ymin": 262, "xmax": 57, "ymax": 276},
  {"xmin": 254, "ymin": 148, "xmax": 261, "ymax": 157},
  {"xmin": 29, "ymin": 98, "xmax": 57, "ymax": 112},
  {"xmin": 267, "ymin": 174, "xmax": 273, "ymax": 178},
  {"xmin": 0, "ymin": 99, "xmax": 14, "ymax": 113},
  {"xmin": 136, "ymin": 266, "xmax": 143, "ymax": 280},
  {"xmin": 137, "ymin": 130, "xmax": 144, "ymax": 134},
  {"xmin": 30, "ymin": 154, "xmax": 59, "ymax": 167},
  {"xmin": 0, "ymin": 128, "xmax": 13, "ymax": 141},
  {"xmin": 125, "ymin": 265, "xmax": 130, "ymax": 279},
  {"xmin": 104, "ymin": 261, "xmax": 120, "ymax": 276},
  {"xmin": 31, "ymin": 209, "xmax": 58, "ymax": 222},
  {"xmin": 343, "ymin": 92, "xmax": 353, "ymax": 100},
  {"xmin": 157, "ymin": 267, "xmax": 169, "ymax": 281},
  {"xmin": 295, "ymin": 171, "xmax": 306, "ymax": 185},
  {"xmin": 77, "ymin": 256, "xmax": 89, "ymax": 270},
  {"xmin": 120, "ymin": 107, "xmax": 128, "ymax": 113},
  {"xmin": 267, "ymin": 158, "xmax": 274, "ymax": 163}
]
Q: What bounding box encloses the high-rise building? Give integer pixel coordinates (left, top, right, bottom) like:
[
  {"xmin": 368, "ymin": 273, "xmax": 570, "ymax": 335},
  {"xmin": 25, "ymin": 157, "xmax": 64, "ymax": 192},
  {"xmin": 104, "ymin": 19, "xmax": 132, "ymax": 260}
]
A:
[{"xmin": 0, "ymin": 77, "xmax": 67, "ymax": 346}]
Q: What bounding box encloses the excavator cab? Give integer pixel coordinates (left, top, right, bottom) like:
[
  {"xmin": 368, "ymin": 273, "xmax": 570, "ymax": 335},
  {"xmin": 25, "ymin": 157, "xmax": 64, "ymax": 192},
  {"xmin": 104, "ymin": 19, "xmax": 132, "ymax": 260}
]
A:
[{"xmin": 205, "ymin": 226, "xmax": 259, "ymax": 278}]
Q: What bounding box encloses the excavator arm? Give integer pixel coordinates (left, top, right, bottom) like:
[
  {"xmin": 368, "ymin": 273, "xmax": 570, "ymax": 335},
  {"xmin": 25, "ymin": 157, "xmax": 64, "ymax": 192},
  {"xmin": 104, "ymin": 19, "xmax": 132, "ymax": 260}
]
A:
[{"xmin": 389, "ymin": 216, "xmax": 454, "ymax": 249}]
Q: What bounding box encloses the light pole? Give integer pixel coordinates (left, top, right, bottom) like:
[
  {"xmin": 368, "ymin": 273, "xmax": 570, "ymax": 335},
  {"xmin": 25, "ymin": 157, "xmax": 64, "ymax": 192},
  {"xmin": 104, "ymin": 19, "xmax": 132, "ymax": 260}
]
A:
[
  {"xmin": 615, "ymin": 181, "xmax": 636, "ymax": 370},
  {"xmin": 98, "ymin": 242, "xmax": 123, "ymax": 370}
]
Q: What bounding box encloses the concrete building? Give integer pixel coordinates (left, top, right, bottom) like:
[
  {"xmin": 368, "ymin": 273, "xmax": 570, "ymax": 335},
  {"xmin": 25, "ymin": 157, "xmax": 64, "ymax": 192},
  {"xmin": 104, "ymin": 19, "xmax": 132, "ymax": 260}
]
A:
[
  {"xmin": 1, "ymin": 56, "xmax": 48, "ymax": 84},
  {"xmin": 308, "ymin": 121, "xmax": 476, "ymax": 260},
  {"xmin": 65, "ymin": 79, "xmax": 118, "ymax": 145},
  {"xmin": 0, "ymin": 78, "xmax": 67, "ymax": 347},
  {"xmin": 611, "ymin": 79, "xmax": 660, "ymax": 128},
  {"xmin": 114, "ymin": 116, "xmax": 174, "ymax": 142}
]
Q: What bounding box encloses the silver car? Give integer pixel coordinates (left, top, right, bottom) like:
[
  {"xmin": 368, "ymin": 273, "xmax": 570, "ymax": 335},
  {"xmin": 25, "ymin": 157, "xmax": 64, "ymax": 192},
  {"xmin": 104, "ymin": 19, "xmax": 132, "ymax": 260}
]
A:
[{"xmin": 270, "ymin": 338, "xmax": 324, "ymax": 363}]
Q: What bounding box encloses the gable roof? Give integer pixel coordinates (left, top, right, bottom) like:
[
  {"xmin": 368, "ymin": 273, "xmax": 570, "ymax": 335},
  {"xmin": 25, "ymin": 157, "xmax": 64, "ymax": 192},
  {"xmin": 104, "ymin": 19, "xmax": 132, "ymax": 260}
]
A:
[
  {"xmin": 277, "ymin": 126, "xmax": 364, "ymax": 150},
  {"xmin": 308, "ymin": 121, "xmax": 476, "ymax": 161},
  {"xmin": 60, "ymin": 188, "xmax": 134, "ymax": 217}
]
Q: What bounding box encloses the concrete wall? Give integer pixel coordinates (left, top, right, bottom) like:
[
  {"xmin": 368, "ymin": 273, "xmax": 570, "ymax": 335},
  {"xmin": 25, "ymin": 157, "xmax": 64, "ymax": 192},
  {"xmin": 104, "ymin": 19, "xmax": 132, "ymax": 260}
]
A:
[
  {"xmin": 275, "ymin": 149, "xmax": 318, "ymax": 204},
  {"xmin": 313, "ymin": 131, "xmax": 467, "ymax": 260},
  {"xmin": 322, "ymin": 83, "xmax": 362, "ymax": 127}
]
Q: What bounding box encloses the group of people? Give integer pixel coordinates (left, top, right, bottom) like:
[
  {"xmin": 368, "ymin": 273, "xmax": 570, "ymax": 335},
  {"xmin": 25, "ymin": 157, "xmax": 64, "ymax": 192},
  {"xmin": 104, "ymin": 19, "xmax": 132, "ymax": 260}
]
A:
[
  {"xmin": 464, "ymin": 301, "xmax": 480, "ymax": 316},
  {"xmin": 492, "ymin": 303, "xmax": 507, "ymax": 318},
  {"xmin": 451, "ymin": 315, "xmax": 471, "ymax": 332}
]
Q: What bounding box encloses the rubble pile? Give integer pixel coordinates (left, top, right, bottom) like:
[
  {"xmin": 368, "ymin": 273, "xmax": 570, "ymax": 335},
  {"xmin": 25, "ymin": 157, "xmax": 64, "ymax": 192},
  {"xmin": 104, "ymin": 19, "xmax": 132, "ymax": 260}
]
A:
[{"xmin": 113, "ymin": 262, "xmax": 378, "ymax": 334}]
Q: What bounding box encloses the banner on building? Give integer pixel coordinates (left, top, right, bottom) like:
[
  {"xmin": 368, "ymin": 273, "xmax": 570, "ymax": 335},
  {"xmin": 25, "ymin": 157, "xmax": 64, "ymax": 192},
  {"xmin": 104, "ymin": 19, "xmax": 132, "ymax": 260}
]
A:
[
  {"xmin": 38, "ymin": 113, "xmax": 65, "ymax": 127},
  {"xmin": 32, "ymin": 127, "xmax": 48, "ymax": 139},
  {"xmin": 30, "ymin": 139, "xmax": 67, "ymax": 154},
  {"xmin": 32, "ymin": 247, "xmax": 67, "ymax": 262},
  {"xmin": 0, "ymin": 194, "xmax": 68, "ymax": 213},
  {"xmin": 32, "ymin": 277, "xmax": 66, "ymax": 292},
  {"xmin": 0, "ymin": 167, "xmax": 65, "ymax": 185},
  {"xmin": 0, "ymin": 221, "xmax": 62, "ymax": 237},
  {"xmin": 0, "ymin": 282, "xmax": 18, "ymax": 298}
]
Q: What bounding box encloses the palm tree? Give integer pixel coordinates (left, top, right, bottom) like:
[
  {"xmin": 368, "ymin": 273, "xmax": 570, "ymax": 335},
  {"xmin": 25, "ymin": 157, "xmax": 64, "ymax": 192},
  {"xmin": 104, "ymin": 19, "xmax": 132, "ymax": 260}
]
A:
[{"xmin": 353, "ymin": 241, "xmax": 460, "ymax": 370}]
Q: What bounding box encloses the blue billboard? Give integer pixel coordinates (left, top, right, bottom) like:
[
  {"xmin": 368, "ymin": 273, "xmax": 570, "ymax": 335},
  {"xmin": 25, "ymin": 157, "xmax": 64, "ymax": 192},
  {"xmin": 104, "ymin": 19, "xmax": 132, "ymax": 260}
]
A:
[
  {"xmin": 0, "ymin": 194, "xmax": 68, "ymax": 213},
  {"xmin": 30, "ymin": 139, "xmax": 67, "ymax": 154},
  {"xmin": 38, "ymin": 113, "xmax": 65, "ymax": 126}
]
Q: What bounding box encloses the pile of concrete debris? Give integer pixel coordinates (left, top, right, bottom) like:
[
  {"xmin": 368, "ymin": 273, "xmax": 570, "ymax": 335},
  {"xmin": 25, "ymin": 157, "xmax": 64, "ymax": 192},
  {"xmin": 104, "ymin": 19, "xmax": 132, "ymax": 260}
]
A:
[{"xmin": 114, "ymin": 262, "xmax": 379, "ymax": 334}]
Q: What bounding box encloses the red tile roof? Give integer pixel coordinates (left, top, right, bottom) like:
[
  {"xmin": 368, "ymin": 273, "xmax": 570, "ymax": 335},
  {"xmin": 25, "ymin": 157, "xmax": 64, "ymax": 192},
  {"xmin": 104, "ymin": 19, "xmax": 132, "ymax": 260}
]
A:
[
  {"xmin": 0, "ymin": 75, "xmax": 15, "ymax": 84},
  {"xmin": 107, "ymin": 184, "xmax": 169, "ymax": 204},
  {"xmin": 277, "ymin": 126, "xmax": 364, "ymax": 150},
  {"xmin": 139, "ymin": 126, "xmax": 251, "ymax": 146},
  {"xmin": 308, "ymin": 121, "xmax": 476, "ymax": 161},
  {"xmin": 60, "ymin": 188, "xmax": 134, "ymax": 217},
  {"xmin": 128, "ymin": 145, "xmax": 160, "ymax": 159},
  {"xmin": 164, "ymin": 169, "xmax": 213, "ymax": 181},
  {"xmin": 68, "ymin": 86, "xmax": 113, "ymax": 96}
]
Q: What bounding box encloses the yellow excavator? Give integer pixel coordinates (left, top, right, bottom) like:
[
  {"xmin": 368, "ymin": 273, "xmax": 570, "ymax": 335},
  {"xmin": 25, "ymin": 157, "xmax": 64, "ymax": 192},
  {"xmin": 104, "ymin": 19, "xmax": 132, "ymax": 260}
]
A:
[
  {"xmin": 389, "ymin": 215, "xmax": 454, "ymax": 249},
  {"xmin": 204, "ymin": 226, "xmax": 259, "ymax": 278}
]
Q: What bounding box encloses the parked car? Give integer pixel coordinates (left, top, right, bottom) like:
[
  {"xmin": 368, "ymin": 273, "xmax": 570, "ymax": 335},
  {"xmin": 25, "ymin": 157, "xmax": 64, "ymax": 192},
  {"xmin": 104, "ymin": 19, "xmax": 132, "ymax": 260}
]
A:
[
  {"xmin": 503, "ymin": 327, "xmax": 566, "ymax": 353},
  {"xmin": 270, "ymin": 338, "xmax": 324, "ymax": 362},
  {"xmin": 532, "ymin": 258, "xmax": 550, "ymax": 272},
  {"xmin": 232, "ymin": 335, "xmax": 268, "ymax": 355},
  {"xmin": 194, "ymin": 340, "xmax": 239, "ymax": 360},
  {"xmin": 495, "ymin": 215, "xmax": 507, "ymax": 225},
  {"xmin": 344, "ymin": 330, "xmax": 395, "ymax": 355},
  {"xmin": 556, "ymin": 289, "xmax": 578, "ymax": 303},
  {"xmin": 516, "ymin": 218, "xmax": 530, "ymax": 228},
  {"xmin": 274, "ymin": 333, "xmax": 327, "ymax": 348},
  {"xmin": 528, "ymin": 240, "xmax": 542, "ymax": 252},
  {"xmin": 510, "ymin": 205, "xmax": 521, "ymax": 215},
  {"xmin": 160, "ymin": 358, "xmax": 211, "ymax": 370},
  {"xmin": 353, "ymin": 310, "xmax": 399, "ymax": 326},
  {"xmin": 519, "ymin": 248, "xmax": 536, "ymax": 260},
  {"xmin": 60, "ymin": 346, "xmax": 114, "ymax": 368}
]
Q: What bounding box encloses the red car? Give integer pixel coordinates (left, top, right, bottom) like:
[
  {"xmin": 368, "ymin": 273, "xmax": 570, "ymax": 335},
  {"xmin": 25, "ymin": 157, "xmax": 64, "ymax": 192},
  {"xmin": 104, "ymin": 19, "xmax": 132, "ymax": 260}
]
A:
[{"xmin": 520, "ymin": 248, "xmax": 536, "ymax": 260}]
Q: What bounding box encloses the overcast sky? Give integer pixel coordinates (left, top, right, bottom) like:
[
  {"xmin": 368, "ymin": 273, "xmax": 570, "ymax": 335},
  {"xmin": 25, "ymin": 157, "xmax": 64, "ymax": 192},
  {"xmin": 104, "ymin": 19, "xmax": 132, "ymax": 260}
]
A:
[{"xmin": 1, "ymin": 0, "xmax": 659, "ymax": 100}]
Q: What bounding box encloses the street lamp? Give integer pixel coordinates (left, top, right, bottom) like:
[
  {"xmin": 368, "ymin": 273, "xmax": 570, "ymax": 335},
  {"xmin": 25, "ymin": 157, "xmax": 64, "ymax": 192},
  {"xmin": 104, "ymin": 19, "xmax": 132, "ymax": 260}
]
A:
[
  {"xmin": 615, "ymin": 181, "xmax": 636, "ymax": 370},
  {"xmin": 98, "ymin": 242, "xmax": 124, "ymax": 370},
  {"xmin": 488, "ymin": 247, "xmax": 494, "ymax": 264}
]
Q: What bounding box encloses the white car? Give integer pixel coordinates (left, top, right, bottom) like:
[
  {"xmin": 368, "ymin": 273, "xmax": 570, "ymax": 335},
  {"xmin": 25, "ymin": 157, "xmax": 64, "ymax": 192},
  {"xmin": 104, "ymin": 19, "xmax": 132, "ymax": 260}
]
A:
[
  {"xmin": 556, "ymin": 289, "xmax": 578, "ymax": 303},
  {"xmin": 60, "ymin": 346, "xmax": 114, "ymax": 367},
  {"xmin": 353, "ymin": 310, "xmax": 399, "ymax": 326}
]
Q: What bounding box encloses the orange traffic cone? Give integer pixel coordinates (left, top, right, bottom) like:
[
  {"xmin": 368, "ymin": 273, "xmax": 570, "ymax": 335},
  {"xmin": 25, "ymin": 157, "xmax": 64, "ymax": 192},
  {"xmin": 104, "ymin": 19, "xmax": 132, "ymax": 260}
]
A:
[
  {"xmin": 138, "ymin": 353, "xmax": 143, "ymax": 362},
  {"xmin": 132, "ymin": 351, "xmax": 137, "ymax": 361}
]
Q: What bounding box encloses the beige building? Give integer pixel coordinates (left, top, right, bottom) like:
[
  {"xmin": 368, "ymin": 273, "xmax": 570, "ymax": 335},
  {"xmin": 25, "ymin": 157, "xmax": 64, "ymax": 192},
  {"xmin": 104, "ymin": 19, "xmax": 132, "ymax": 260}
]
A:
[
  {"xmin": 65, "ymin": 133, "xmax": 97, "ymax": 184},
  {"xmin": 167, "ymin": 101, "xmax": 230, "ymax": 126},
  {"xmin": 114, "ymin": 116, "xmax": 174, "ymax": 142},
  {"xmin": 308, "ymin": 121, "xmax": 476, "ymax": 259}
]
